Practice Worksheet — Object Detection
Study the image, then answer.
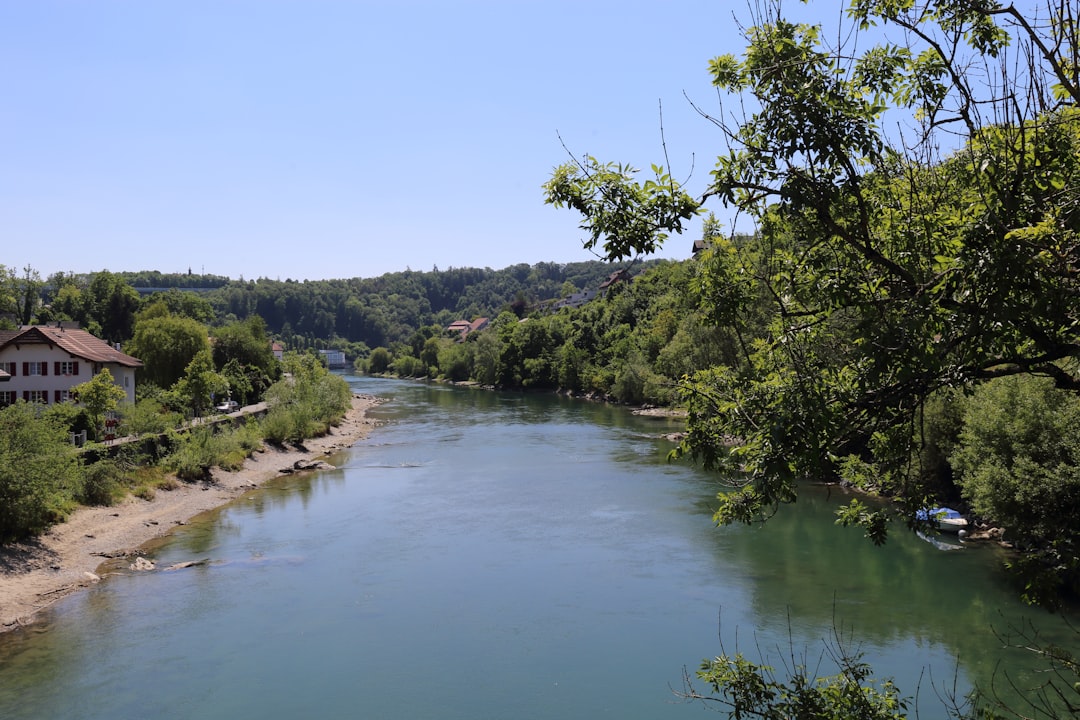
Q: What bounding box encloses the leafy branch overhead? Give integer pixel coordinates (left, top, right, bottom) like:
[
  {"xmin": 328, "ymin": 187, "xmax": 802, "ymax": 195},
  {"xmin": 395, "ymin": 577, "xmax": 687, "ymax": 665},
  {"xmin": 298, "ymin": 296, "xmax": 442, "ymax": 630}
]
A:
[
  {"xmin": 545, "ymin": 1, "xmax": 1080, "ymax": 561},
  {"xmin": 544, "ymin": 157, "xmax": 699, "ymax": 262}
]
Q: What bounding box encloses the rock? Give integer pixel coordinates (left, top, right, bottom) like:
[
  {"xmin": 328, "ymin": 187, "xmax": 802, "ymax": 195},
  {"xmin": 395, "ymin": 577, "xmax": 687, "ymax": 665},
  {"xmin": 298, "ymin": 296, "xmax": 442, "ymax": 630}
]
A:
[
  {"xmin": 83, "ymin": 572, "xmax": 100, "ymax": 583},
  {"xmin": 291, "ymin": 459, "xmax": 335, "ymax": 472},
  {"xmin": 129, "ymin": 557, "xmax": 155, "ymax": 572},
  {"xmin": 163, "ymin": 559, "xmax": 209, "ymax": 572}
]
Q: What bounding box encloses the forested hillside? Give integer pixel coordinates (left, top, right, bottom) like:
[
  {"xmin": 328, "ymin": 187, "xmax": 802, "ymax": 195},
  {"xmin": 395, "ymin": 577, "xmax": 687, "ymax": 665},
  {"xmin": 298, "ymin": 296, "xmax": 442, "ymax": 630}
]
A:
[{"xmin": 200, "ymin": 261, "xmax": 649, "ymax": 354}]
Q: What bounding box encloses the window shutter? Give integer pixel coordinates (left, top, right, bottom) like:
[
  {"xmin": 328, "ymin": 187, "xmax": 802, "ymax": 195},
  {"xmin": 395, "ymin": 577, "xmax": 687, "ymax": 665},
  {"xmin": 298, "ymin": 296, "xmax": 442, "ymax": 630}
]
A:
[
  {"xmin": 22, "ymin": 362, "xmax": 28, "ymax": 376},
  {"xmin": 73, "ymin": 361, "xmax": 79, "ymax": 376},
  {"xmin": 54, "ymin": 361, "xmax": 60, "ymax": 376},
  {"xmin": 23, "ymin": 391, "xmax": 29, "ymax": 401},
  {"xmin": 55, "ymin": 390, "xmax": 61, "ymax": 403},
  {"xmin": 42, "ymin": 362, "xmax": 47, "ymax": 376}
]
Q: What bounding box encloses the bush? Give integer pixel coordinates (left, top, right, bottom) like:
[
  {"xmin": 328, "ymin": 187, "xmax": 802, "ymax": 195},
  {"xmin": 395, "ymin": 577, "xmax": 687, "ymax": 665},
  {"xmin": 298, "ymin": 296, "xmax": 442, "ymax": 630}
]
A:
[
  {"xmin": 0, "ymin": 402, "xmax": 83, "ymax": 542},
  {"xmin": 260, "ymin": 407, "xmax": 294, "ymax": 445},
  {"xmin": 121, "ymin": 398, "xmax": 182, "ymax": 437},
  {"xmin": 263, "ymin": 352, "xmax": 352, "ymax": 443},
  {"xmin": 79, "ymin": 460, "xmax": 126, "ymax": 506},
  {"xmin": 950, "ymin": 375, "xmax": 1080, "ymax": 603}
]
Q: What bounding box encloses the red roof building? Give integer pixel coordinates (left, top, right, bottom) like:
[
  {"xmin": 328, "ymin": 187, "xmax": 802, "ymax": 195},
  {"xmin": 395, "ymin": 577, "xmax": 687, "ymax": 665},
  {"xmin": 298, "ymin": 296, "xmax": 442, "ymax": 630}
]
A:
[{"xmin": 0, "ymin": 325, "xmax": 142, "ymax": 406}]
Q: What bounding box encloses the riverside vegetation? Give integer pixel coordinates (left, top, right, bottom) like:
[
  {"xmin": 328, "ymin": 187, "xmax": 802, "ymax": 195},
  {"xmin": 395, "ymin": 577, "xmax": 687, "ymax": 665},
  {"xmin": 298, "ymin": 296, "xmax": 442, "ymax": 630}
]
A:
[{"xmin": 0, "ymin": 348, "xmax": 351, "ymax": 544}]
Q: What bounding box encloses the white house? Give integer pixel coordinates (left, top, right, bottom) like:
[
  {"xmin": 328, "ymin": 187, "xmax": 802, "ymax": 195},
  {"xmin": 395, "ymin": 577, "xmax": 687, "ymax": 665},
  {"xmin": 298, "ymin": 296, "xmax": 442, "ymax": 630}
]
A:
[{"xmin": 0, "ymin": 324, "xmax": 142, "ymax": 407}]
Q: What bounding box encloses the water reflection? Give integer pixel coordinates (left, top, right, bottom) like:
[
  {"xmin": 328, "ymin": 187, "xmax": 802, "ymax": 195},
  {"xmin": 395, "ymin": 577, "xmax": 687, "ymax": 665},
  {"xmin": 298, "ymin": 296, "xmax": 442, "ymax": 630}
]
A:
[{"xmin": 0, "ymin": 376, "xmax": 1074, "ymax": 719}]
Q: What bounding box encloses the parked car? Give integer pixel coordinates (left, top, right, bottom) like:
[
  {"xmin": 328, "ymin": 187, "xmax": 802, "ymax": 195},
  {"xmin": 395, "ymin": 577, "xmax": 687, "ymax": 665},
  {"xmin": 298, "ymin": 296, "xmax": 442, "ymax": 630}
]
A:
[{"xmin": 216, "ymin": 400, "xmax": 239, "ymax": 412}]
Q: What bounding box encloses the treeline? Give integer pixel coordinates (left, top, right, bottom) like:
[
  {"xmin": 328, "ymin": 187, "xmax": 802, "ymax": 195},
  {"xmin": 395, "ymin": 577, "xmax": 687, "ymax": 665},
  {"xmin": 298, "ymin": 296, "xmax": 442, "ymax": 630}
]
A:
[
  {"xmin": 358, "ymin": 259, "xmax": 730, "ymax": 405},
  {"xmin": 201, "ymin": 261, "xmax": 652, "ymax": 355},
  {"xmin": 2, "ymin": 261, "xmax": 656, "ymax": 357}
]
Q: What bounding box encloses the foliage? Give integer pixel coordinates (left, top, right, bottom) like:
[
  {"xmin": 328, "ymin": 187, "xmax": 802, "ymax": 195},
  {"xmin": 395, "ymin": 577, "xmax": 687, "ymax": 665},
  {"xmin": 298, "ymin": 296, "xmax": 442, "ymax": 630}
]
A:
[
  {"xmin": 951, "ymin": 375, "xmax": 1080, "ymax": 603},
  {"xmin": 0, "ymin": 265, "xmax": 45, "ymax": 326},
  {"xmin": 127, "ymin": 311, "xmax": 211, "ymax": 389},
  {"xmin": 118, "ymin": 397, "xmax": 183, "ymax": 437},
  {"xmin": 73, "ymin": 368, "xmax": 127, "ymax": 441},
  {"xmin": 683, "ymin": 627, "xmax": 909, "ymax": 719},
  {"xmin": 85, "ymin": 270, "xmax": 141, "ymax": 342},
  {"xmin": 167, "ymin": 425, "xmax": 231, "ymax": 481},
  {"xmin": 202, "ymin": 261, "xmax": 654, "ymax": 351},
  {"xmin": 211, "ymin": 315, "xmax": 279, "ymax": 401},
  {"xmin": 544, "ymin": 158, "xmax": 699, "ymax": 261},
  {"xmin": 141, "ymin": 288, "xmax": 216, "ymax": 323},
  {"xmin": 174, "ymin": 348, "xmax": 229, "ymax": 417},
  {"xmin": 365, "ymin": 346, "xmax": 392, "ymax": 374},
  {"xmin": 548, "ymin": 0, "xmax": 1080, "ymax": 544},
  {"xmin": 0, "ymin": 401, "xmax": 83, "ymax": 542},
  {"xmin": 79, "ymin": 459, "xmax": 127, "ymax": 506},
  {"xmin": 262, "ymin": 352, "xmax": 351, "ymax": 444}
]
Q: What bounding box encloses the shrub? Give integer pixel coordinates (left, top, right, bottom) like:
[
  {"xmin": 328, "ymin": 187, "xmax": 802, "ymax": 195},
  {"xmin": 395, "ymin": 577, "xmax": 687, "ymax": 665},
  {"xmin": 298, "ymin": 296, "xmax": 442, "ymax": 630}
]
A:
[
  {"xmin": 0, "ymin": 402, "xmax": 83, "ymax": 542},
  {"xmin": 79, "ymin": 460, "xmax": 126, "ymax": 506}
]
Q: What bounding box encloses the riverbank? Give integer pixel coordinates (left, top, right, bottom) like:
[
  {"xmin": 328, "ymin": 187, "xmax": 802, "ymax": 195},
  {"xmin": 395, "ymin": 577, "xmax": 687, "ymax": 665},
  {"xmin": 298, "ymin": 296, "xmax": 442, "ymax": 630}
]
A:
[{"xmin": 0, "ymin": 393, "xmax": 382, "ymax": 632}]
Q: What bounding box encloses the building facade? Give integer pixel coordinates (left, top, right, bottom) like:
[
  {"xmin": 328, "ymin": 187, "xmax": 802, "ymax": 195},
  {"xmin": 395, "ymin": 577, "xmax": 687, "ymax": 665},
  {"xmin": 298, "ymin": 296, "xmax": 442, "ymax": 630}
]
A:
[{"xmin": 0, "ymin": 325, "xmax": 142, "ymax": 406}]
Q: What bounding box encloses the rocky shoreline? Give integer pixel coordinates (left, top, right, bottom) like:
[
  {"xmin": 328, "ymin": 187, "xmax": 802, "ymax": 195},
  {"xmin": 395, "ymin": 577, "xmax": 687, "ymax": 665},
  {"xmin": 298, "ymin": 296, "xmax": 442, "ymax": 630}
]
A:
[{"xmin": 0, "ymin": 393, "xmax": 382, "ymax": 633}]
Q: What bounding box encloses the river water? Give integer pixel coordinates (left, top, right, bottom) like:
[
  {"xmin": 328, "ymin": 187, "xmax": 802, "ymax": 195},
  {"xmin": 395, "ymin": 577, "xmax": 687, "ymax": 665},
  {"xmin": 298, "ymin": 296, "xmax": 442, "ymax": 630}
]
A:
[{"xmin": 0, "ymin": 377, "xmax": 1075, "ymax": 718}]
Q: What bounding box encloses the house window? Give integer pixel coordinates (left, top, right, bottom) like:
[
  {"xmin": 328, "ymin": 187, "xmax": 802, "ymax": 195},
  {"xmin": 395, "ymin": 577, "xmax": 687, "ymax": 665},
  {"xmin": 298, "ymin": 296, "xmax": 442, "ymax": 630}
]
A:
[
  {"xmin": 26, "ymin": 362, "xmax": 45, "ymax": 376},
  {"xmin": 25, "ymin": 390, "xmax": 46, "ymax": 403},
  {"xmin": 56, "ymin": 389, "xmax": 74, "ymax": 403},
  {"xmin": 0, "ymin": 391, "xmax": 14, "ymax": 407},
  {"xmin": 57, "ymin": 361, "xmax": 77, "ymax": 376}
]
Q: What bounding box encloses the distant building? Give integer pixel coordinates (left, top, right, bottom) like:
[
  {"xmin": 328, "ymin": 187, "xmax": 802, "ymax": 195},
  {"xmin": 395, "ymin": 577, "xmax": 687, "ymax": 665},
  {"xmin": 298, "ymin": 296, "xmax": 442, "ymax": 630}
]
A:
[
  {"xmin": 318, "ymin": 349, "xmax": 347, "ymax": 369},
  {"xmin": 446, "ymin": 317, "xmax": 489, "ymax": 341},
  {"xmin": 446, "ymin": 320, "xmax": 472, "ymax": 337},
  {"xmin": 598, "ymin": 269, "xmax": 630, "ymax": 296},
  {"xmin": 0, "ymin": 324, "xmax": 142, "ymax": 406},
  {"xmin": 271, "ymin": 341, "xmax": 284, "ymax": 361},
  {"xmin": 553, "ymin": 289, "xmax": 597, "ymax": 311}
]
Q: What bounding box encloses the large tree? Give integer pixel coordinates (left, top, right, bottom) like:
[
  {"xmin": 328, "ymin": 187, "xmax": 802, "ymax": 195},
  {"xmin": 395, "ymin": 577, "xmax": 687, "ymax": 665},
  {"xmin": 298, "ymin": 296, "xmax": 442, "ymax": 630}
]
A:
[
  {"xmin": 127, "ymin": 312, "xmax": 211, "ymax": 389},
  {"xmin": 546, "ymin": 0, "xmax": 1080, "ymax": 537},
  {"xmin": 546, "ymin": 2, "xmax": 1080, "ymax": 711}
]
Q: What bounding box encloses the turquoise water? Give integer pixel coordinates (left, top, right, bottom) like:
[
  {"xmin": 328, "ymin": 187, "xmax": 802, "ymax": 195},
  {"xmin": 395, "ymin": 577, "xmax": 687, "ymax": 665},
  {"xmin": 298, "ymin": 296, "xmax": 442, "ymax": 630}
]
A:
[{"xmin": 0, "ymin": 377, "xmax": 1074, "ymax": 718}]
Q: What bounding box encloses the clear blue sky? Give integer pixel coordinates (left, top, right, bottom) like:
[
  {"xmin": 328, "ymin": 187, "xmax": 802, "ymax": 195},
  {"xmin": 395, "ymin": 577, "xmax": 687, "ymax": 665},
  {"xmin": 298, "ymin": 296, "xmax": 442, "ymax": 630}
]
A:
[{"xmin": 0, "ymin": 1, "xmax": 826, "ymax": 282}]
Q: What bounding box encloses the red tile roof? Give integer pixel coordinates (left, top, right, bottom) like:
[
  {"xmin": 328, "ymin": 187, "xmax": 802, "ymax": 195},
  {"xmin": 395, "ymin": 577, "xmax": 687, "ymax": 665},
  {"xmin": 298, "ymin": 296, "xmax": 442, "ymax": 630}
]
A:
[{"xmin": 0, "ymin": 326, "xmax": 142, "ymax": 367}]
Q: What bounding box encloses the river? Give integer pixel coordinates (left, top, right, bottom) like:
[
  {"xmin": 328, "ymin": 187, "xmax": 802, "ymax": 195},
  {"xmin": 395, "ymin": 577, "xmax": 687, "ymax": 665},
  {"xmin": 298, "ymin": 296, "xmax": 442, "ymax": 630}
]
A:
[{"xmin": 0, "ymin": 376, "xmax": 1075, "ymax": 718}]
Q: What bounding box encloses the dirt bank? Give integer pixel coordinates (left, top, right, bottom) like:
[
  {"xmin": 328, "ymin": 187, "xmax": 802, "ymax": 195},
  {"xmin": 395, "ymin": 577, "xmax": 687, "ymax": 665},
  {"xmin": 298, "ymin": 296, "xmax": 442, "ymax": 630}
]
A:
[{"xmin": 0, "ymin": 393, "xmax": 382, "ymax": 632}]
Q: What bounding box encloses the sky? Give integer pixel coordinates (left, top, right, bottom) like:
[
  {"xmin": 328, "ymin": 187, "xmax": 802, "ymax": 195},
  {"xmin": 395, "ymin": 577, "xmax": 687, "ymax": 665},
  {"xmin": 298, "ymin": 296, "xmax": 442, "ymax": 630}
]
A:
[{"xmin": 0, "ymin": 1, "xmax": 828, "ymax": 282}]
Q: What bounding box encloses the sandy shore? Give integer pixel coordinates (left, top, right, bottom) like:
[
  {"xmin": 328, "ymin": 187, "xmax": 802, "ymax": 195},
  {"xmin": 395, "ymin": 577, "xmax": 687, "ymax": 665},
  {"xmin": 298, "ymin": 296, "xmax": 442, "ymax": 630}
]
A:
[{"xmin": 0, "ymin": 393, "xmax": 382, "ymax": 632}]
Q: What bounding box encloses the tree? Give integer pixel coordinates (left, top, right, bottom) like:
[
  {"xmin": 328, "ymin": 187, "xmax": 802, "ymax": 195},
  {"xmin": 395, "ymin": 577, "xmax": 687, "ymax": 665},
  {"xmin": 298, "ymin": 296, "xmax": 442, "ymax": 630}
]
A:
[
  {"xmin": 0, "ymin": 401, "xmax": 83, "ymax": 542},
  {"xmin": 86, "ymin": 271, "xmax": 141, "ymax": 342},
  {"xmin": 366, "ymin": 346, "xmax": 392, "ymax": 374},
  {"xmin": 546, "ymin": 0, "xmax": 1080, "ymax": 538},
  {"xmin": 175, "ymin": 349, "xmax": 228, "ymax": 417},
  {"xmin": 128, "ymin": 313, "xmax": 211, "ymax": 389},
  {"xmin": 546, "ymin": 1, "xmax": 1080, "ymax": 712},
  {"xmin": 211, "ymin": 315, "xmax": 279, "ymax": 399},
  {"xmin": 0, "ymin": 265, "xmax": 44, "ymax": 327},
  {"xmin": 74, "ymin": 369, "xmax": 127, "ymax": 441},
  {"xmin": 951, "ymin": 375, "xmax": 1080, "ymax": 602}
]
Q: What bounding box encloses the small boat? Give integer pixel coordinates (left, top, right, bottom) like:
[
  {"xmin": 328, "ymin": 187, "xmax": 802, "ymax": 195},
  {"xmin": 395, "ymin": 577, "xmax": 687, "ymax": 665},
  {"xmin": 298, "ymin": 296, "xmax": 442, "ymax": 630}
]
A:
[{"xmin": 916, "ymin": 507, "xmax": 969, "ymax": 534}]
